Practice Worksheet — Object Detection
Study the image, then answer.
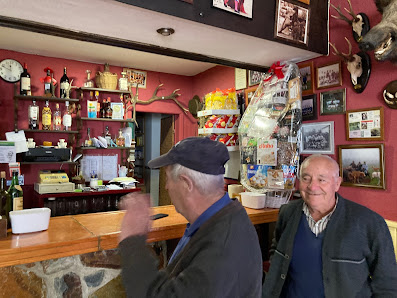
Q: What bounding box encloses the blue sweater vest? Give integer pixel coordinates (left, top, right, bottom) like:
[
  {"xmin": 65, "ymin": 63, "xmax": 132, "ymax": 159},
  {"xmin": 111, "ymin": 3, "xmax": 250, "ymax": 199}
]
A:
[{"xmin": 281, "ymin": 213, "xmax": 325, "ymax": 298}]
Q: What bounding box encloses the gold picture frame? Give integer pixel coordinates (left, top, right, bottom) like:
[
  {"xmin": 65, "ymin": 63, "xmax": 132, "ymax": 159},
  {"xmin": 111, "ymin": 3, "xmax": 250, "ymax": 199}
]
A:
[
  {"xmin": 346, "ymin": 107, "xmax": 384, "ymax": 141},
  {"xmin": 316, "ymin": 61, "xmax": 342, "ymax": 90},
  {"xmin": 297, "ymin": 61, "xmax": 314, "ymax": 95}
]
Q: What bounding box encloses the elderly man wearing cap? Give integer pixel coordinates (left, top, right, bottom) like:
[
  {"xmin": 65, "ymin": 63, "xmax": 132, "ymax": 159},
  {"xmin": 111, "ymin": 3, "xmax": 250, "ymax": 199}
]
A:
[{"xmin": 118, "ymin": 137, "xmax": 262, "ymax": 297}]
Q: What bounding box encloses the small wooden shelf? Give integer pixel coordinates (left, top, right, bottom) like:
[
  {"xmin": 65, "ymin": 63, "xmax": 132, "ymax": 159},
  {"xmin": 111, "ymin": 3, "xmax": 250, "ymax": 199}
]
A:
[
  {"xmin": 23, "ymin": 129, "xmax": 79, "ymax": 134},
  {"xmin": 14, "ymin": 95, "xmax": 79, "ymax": 102},
  {"xmin": 80, "ymin": 117, "xmax": 133, "ymax": 123},
  {"xmin": 78, "ymin": 87, "xmax": 130, "ymax": 94}
]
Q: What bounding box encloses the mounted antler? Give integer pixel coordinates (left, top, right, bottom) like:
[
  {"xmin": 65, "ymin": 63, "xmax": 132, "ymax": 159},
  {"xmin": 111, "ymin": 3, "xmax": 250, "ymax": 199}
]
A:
[
  {"xmin": 331, "ymin": 0, "xmax": 366, "ymax": 40},
  {"xmin": 330, "ymin": 37, "xmax": 363, "ymax": 86},
  {"xmin": 126, "ymin": 83, "xmax": 188, "ymax": 126}
]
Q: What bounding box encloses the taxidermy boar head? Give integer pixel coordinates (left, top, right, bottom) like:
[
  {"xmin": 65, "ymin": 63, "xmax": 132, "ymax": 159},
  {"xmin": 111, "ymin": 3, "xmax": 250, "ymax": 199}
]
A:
[{"xmin": 359, "ymin": 0, "xmax": 397, "ymax": 62}]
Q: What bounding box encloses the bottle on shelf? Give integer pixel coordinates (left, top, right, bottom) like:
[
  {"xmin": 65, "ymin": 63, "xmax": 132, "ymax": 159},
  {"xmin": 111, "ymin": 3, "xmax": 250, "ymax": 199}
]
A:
[
  {"xmin": 42, "ymin": 100, "xmax": 52, "ymax": 130},
  {"xmin": 84, "ymin": 70, "xmax": 94, "ymax": 88},
  {"xmin": 100, "ymin": 99, "xmax": 107, "ymax": 118},
  {"xmin": 8, "ymin": 172, "xmax": 23, "ymax": 212},
  {"xmin": 20, "ymin": 63, "xmax": 31, "ymax": 96},
  {"xmin": 59, "ymin": 67, "xmax": 70, "ymax": 98},
  {"xmin": 87, "ymin": 91, "xmax": 97, "ymax": 118},
  {"xmin": 43, "ymin": 69, "xmax": 52, "ymax": 96},
  {"xmin": 0, "ymin": 171, "xmax": 11, "ymax": 228},
  {"xmin": 104, "ymin": 126, "xmax": 112, "ymax": 146},
  {"xmin": 84, "ymin": 128, "xmax": 93, "ymax": 147},
  {"xmin": 63, "ymin": 100, "xmax": 72, "ymax": 131},
  {"xmin": 116, "ymin": 129, "xmax": 125, "ymax": 147},
  {"xmin": 106, "ymin": 97, "xmax": 113, "ymax": 119},
  {"xmin": 53, "ymin": 103, "xmax": 62, "ymax": 130},
  {"xmin": 28, "ymin": 99, "xmax": 39, "ymax": 130},
  {"xmin": 95, "ymin": 91, "xmax": 100, "ymax": 118},
  {"xmin": 119, "ymin": 72, "xmax": 129, "ymax": 91}
]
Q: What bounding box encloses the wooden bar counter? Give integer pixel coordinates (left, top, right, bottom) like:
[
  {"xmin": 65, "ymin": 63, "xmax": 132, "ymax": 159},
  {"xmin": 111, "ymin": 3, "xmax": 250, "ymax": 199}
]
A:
[{"xmin": 0, "ymin": 205, "xmax": 279, "ymax": 268}]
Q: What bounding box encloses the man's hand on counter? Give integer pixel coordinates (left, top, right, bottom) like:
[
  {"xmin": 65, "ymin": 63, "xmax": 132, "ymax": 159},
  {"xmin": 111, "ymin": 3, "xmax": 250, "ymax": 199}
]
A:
[{"xmin": 119, "ymin": 193, "xmax": 151, "ymax": 242}]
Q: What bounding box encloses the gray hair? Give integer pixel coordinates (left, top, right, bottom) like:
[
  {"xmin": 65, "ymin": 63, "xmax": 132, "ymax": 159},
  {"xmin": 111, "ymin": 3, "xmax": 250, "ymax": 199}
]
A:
[
  {"xmin": 299, "ymin": 154, "xmax": 340, "ymax": 178},
  {"xmin": 169, "ymin": 163, "xmax": 225, "ymax": 196}
]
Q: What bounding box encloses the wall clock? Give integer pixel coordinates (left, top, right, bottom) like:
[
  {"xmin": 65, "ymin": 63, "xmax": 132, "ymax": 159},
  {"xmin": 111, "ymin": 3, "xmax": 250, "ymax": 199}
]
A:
[{"xmin": 0, "ymin": 59, "xmax": 24, "ymax": 83}]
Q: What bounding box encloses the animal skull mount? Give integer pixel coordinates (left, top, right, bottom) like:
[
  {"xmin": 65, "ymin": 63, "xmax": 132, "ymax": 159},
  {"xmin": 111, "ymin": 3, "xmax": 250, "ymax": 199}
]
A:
[
  {"xmin": 331, "ymin": 0, "xmax": 370, "ymax": 43},
  {"xmin": 383, "ymin": 80, "xmax": 397, "ymax": 109},
  {"xmin": 330, "ymin": 37, "xmax": 371, "ymax": 93},
  {"xmin": 359, "ymin": 0, "xmax": 397, "ymax": 63}
]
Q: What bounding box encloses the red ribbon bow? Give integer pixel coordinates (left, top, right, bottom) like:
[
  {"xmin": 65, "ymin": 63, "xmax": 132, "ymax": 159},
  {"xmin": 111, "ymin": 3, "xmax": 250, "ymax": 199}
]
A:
[{"xmin": 264, "ymin": 61, "xmax": 285, "ymax": 82}]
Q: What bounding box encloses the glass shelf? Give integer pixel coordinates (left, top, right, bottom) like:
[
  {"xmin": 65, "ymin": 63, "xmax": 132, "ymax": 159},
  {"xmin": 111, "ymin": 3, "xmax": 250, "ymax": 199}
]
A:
[{"xmin": 14, "ymin": 95, "xmax": 79, "ymax": 102}]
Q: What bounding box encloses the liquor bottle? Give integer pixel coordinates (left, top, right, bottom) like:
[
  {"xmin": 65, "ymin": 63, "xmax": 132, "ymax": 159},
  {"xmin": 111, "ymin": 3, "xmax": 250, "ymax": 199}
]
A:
[
  {"xmin": 100, "ymin": 99, "xmax": 107, "ymax": 118},
  {"xmin": 116, "ymin": 129, "xmax": 125, "ymax": 147},
  {"xmin": 106, "ymin": 97, "xmax": 113, "ymax": 119},
  {"xmin": 84, "ymin": 128, "xmax": 93, "ymax": 147},
  {"xmin": 44, "ymin": 69, "xmax": 52, "ymax": 96},
  {"xmin": 63, "ymin": 101, "xmax": 72, "ymax": 131},
  {"xmin": 95, "ymin": 91, "xmax": 100, "ymax": 118},
  {"xmin": 84, "ymin": 70, "xmax": 94, "ymax": 88},
  {"xmin": 8, "ymin": 172, "xmax": 23, "ymax": 212},
  {"xmin": 119, "ymin": 72, "xmax": 129, "ymax": 91},
  {"xmin": 28, "ymin": 99, "xmax": 39, "ymax": 129},
  {"xmin": 53, "ymin": 103, "xmax": 62, "ymax": 130},
  {"xmin": 87, "ymin": 91, "xmax": 97, "ymax": 118},
  {"xmin": 42, "ymin": 100, "xmax": 52, "ymax": 130},
  {"xmin": 0, "ymin": 171, "xmax": 11, "ymax": 228},
  {"xmin": 20, "ymin": 63, "xmax": 31, "ymax": 96},
  {"xmin": 59, "ymin": 67, "xmax": 70, "ymax": 98},
  {"xmin": 104, "ymin": 126, "xmax": 112, "ymax": 146}
]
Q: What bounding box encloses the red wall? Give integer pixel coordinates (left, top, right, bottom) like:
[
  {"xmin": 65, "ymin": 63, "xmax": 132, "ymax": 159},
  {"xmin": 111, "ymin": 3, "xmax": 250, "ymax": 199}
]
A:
[{"xmin": 304, "ymin": 0, "xmax": 397, "ymax": 221}]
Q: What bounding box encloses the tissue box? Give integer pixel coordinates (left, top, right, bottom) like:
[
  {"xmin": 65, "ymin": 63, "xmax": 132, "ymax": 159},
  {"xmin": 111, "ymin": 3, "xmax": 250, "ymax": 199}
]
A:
[
  {"xmin": 10, "ymin": 208, "xmax": 51, "ymax": 234},
  {"xmin": 240, "ymin": 192, "xmax": 267, "ymax": 209}
]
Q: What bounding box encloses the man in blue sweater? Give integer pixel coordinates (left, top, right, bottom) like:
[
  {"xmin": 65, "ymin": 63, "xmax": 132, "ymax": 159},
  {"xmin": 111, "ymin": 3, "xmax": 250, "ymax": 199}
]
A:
[{"xmin": 263, "ymin": 154, "xmax": 397, "ymax": 297}]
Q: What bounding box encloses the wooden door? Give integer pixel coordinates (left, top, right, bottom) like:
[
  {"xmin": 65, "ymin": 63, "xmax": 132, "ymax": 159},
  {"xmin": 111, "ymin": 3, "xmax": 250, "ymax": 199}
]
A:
[{"xmin": 159, "ymin": 115, "xmax": 174, "ymax": 206}]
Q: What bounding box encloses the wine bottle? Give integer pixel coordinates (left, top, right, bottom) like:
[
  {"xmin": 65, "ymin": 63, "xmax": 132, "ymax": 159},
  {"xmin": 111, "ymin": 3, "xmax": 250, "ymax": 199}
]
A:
[
  {"xmin": 44, "ymin": 69, "xmax": 52, "ymax": 96},
  {"xmin": 106, "ymin": 97, "xmax": 113, "ymax": 119},
  {"xmin": 63, "ymin": 101, "xmax": 72, "ymax": 131},
  {"xmin": 53, "ymin": 103, "xmax": 62, "ymax": 130},
  {"xmin": 60, "ymin": 67, "xmax": 70, "ymax": 98},
  {"xmin": 28, "ymin": 99, "xmax": 39, "ymax": 130},
  {"xmin": 42, "ymin": 100, "xmax": 52, "ymax": 130},
  {"xmin": 0, "ymin": 171, "xmax": 11, "ymax": 228},
  {"xmin": 20, "ymin": 63, "xmax": 31, "ymax": 96},
  {"xmin": 8, "ymin": 172, "xmax": 23, "ymax": 212}
]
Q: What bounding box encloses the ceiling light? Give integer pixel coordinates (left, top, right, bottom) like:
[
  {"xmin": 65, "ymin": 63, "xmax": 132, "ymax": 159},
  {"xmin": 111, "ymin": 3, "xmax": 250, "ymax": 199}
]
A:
[{"xmin": 157, "ymin": 28, "xmax": 175, "ymax": 36}]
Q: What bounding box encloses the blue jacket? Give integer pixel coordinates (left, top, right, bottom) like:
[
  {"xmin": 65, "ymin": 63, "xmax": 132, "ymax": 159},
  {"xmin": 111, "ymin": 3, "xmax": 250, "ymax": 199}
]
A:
[{"xmin": 263, "ymin": 194, "xmax": 397, "ymax": 298}]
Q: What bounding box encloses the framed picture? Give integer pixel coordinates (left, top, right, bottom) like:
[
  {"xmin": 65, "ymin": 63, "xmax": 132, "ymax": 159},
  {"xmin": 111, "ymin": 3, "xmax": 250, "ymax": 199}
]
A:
[
  {"xmin": 338, "ymin": 143, "xmax": 385, "ymax": 189},
  {"xmin": 275, "ymin": 0, "xmax": 310, "ymax": 45},
  {"xmin": 346, "ymin": 107, "xmax": 384, "ymax": 141},
  {"xmin": 123, "ymin": 68, "xmax": 147, "ymax": 89},
  {"xmin": 316, "ymin": 61, "xmax": 342, "ymax": 90},
  {"xmin": 244, "ymin": 86, "xmax": 258, "ymax": 107},
  {"xmin": 320, "ymin": 88, "xmax": 346, "ymax": 115},
  {"xmin": 212, "ymin": 0, "xmax": 253, "ymax": 19},
  {"xmin": 300, "ymin": 121, "xmax": 334, "ymax": 154},
  {"xmin": 248, "ymin": 70, "xmax": 265, "ymax": 87},
  {"xmin": 302, "ymin": 94, "xmax": 317, "ymax": 121},
  {"xmin": 111, "ymin": 102, "xmax": 124, "ymax": 119},
  {"xmin": 297, "ymin": 61, "xmax": 314, "ymax": 95}
]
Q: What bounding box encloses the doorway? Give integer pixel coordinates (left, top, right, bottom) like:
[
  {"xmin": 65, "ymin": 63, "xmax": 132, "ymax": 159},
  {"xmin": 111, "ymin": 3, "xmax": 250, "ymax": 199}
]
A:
[{"xmin": 159, "ymin": 115, "xmax": 174, "ymax": 205}]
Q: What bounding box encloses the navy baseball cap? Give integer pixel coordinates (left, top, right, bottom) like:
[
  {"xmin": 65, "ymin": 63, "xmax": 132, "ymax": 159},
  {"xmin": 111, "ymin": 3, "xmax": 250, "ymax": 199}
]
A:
[{"xmin": 148, "ymin": 137, "xmax": 229, "ymax": 175}]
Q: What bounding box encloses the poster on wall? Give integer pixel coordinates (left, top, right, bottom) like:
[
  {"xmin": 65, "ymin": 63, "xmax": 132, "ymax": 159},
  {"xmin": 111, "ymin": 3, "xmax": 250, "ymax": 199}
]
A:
[
  {"xmin": 212, "ymin": 0, "xmax": 253, "ymax": 19},
  {"xmin": 123, "ymin": 68, "xmax": 147, "ymax": 89}
]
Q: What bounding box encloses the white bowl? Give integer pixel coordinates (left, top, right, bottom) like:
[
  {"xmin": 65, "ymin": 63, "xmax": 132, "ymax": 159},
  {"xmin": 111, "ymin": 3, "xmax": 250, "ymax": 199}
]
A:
[
  {"xmin": 10, "ymin": 208, "xmax": 51, "ymax": 234},
  {"xmin": 240, "ymin": 192, "xmax": 267, "ymax": 209}
]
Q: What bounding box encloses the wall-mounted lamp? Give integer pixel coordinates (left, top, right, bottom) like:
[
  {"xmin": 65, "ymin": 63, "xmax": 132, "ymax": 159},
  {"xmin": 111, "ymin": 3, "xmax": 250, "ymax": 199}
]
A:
[{"xmin": 156, "ymin": 28, "xmax": 175, "ymax": 36}]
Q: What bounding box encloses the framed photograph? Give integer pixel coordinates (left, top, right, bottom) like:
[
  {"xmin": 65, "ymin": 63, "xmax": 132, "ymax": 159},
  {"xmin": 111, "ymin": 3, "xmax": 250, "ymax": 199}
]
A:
[
  {"xmin": 297, "ymin": 61, "xmax": 314, "ymax": 95},
  {"xmin": 123, "ymin": 68, "xmax": 147, "ymax": 89},
  {"xmin": 320, "ymin": 88, "xmax": 346, "ymax": 115},
  {"xmin": 316, "ymin": 61, "xmax": 342, "ymax": 90},
  {"xmin": 248, "ymin": 70, "xmax": 266, "ymax": 87},
  {"xmin": 244, "ymin": 86, "xmax": 258, "ymax": 107},
  {"xmin": 212, "ymin": 0, "xmax": 253, "ymax": 19},
  {"xmin": 338, "ymin": 144, "xmax": 385, "ymax": 189},
  {"xmin": 275, "ymin": 0, "xmax": 309, "ymax": 45},
  {"xmin": 300, "ymin": 121, "xmax": 334, "ymax": 154},
  {"xmin": 111, "ymin": 102, "xmax": 124, "ymax": 119},
  {"xmin": 302, "ymin": 94, "xmax": 317, "ymax": 121},
  {"xmin": 346, "ymin": 107, "xmax": 384, "ymax": 141}
]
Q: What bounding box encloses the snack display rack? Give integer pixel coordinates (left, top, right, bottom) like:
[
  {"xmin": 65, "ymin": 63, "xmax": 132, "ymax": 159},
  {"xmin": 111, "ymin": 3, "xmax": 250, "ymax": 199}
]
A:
[{"xmin": 238, "ymin": 62, "xmax": 302, "ymax": 208}]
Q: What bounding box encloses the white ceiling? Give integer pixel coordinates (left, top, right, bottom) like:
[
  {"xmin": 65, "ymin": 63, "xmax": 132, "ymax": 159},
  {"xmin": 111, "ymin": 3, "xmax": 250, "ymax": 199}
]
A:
[{"xmin": 0, "ymin": 0, "xmax": 323, "ymax": 76}]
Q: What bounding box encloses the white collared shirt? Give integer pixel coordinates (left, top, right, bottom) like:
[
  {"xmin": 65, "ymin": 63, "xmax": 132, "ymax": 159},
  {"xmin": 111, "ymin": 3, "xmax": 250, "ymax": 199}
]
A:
[{"xmin": 302, "ymin": 197, "xmax": 339, "ymax": 237}]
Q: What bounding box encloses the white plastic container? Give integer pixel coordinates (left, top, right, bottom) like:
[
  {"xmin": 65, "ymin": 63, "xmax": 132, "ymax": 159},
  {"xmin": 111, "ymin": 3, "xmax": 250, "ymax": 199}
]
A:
[
  {"xmin": 10, "ymin": 208, "xmax": 51, "ymax": 234},
  {"xmin": 240, "ymin": 192, "xmax": 267, "ymax": 209}
]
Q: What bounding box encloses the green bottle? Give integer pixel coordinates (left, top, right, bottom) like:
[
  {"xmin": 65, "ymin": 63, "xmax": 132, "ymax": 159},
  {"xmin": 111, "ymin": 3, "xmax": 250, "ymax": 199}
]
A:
[
  {"xmin": 8, "ymin": 172, "xmax": 23, "ymax": 212},
  {"xmin": 0, "ymin": 171, "xmax": 11, "ymax": 228}
]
